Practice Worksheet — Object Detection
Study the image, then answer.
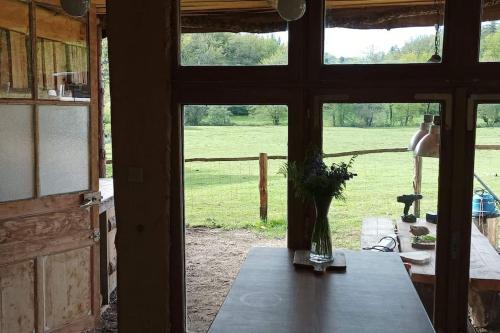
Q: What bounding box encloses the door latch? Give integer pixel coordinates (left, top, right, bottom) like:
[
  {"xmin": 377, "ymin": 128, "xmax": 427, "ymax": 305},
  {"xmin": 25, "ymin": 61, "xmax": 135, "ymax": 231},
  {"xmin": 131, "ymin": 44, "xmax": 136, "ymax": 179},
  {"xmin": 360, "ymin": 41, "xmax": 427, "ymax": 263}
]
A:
[{"xmin": 80, "ymin": 191, "xmax": 102, "ymax": 208}]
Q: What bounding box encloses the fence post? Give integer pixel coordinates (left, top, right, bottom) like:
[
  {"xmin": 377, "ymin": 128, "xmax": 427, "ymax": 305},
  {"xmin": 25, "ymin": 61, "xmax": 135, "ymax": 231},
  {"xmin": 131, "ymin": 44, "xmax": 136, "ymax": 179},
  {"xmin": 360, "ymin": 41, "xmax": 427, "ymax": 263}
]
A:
[
  {"xmin": 259, "ymin": 153, "xmax": 268, "ymax": 221},
  {"xmin": 413, "ymin": 156, "xmax": 422, "ymax": 218}
]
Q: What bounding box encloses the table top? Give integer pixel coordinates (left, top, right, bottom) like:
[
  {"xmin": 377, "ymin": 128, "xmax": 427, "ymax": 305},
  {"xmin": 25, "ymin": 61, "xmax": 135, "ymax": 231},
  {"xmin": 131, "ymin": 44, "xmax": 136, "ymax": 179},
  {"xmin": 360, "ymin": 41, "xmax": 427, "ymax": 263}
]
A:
[
  {"xmin": 361, "ymin": 217, "xmax": 500, "ymax": 290},
  {"xmin": 208, "ymin": 247, "xmax": 434, "ymax": 333}
]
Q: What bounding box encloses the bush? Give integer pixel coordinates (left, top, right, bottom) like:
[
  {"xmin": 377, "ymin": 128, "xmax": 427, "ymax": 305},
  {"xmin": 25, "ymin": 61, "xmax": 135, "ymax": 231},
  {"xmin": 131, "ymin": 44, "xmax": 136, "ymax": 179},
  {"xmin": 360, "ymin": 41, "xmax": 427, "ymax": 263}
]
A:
[
  {"xmin": 206, "ymin": 107, "xmax": 232, "ymax": 126},
  {"xmin": 185, "ymin": 105, "xmax": 208, "ymax": 126}
]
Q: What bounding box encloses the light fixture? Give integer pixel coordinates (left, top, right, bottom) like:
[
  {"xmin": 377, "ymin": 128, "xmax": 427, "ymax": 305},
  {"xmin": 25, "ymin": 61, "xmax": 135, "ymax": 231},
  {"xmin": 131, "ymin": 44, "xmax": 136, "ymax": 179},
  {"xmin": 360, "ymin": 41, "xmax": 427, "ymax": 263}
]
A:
[
  {"xmin": 427, "ymin": 0, "xmax": 442, "ymax": 63},
  {"xmin": 60, "ymin": 0, "xmax": 89, "ymax": 17},
  {"xmin": 415, "ymin": 115, "xmax": 441, "ymax": 158},
  {"xmin": 277, "ymin": 0, "xmax": 306, "ymax": 22},
  {"xmin": 409, "ymin": 114, "xmax": 434, "ymax": 151}
]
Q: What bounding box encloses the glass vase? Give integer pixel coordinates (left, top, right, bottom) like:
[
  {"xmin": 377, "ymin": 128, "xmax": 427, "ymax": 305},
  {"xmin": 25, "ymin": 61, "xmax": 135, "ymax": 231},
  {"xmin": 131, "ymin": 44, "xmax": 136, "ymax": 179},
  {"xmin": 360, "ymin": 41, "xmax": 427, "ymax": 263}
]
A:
[{"xmin": 310, "ymin": 195, "xmax": 333, "ymax": 263}]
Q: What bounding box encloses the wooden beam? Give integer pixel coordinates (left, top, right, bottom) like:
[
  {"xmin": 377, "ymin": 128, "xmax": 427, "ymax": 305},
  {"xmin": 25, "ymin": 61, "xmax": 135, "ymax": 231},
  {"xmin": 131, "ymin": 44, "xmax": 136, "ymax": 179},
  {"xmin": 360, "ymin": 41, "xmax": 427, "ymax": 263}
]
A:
[{"xmin": 107, "ymin": 0, "xmax": 179, "ymax": 332}]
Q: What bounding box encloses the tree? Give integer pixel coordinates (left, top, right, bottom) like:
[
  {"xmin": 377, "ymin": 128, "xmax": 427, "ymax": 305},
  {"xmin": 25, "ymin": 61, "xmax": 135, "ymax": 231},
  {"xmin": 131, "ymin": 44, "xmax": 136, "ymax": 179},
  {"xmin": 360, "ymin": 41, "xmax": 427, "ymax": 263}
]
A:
[
  {"xmin": 480, "ymin": 30, "xmax": 500, "ymax": 62},
  {"xmin": 184, "ymin": 105, "xmax": 208, "ymax": 126},
  {"xmin": 323, "ymin": 104, "xmax": 336, "ymax": 126},
  {"xmin": 228, "ymin": 105, "xmax": 253, "ymax": 116},
  {"xmin": 266, "ymin": 105, "xmax": 287, "ymax": 125},
  {"xmin": 181, "ymin": 33, "xmax": 227, "ymax": 65}
]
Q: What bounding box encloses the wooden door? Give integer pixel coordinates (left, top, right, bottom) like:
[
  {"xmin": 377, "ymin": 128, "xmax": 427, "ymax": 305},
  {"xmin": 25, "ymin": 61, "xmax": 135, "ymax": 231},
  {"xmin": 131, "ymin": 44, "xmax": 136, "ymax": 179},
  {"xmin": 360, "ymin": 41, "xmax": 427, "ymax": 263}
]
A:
[{"xmin": 0, "ymin": 1, "xmax": 100, "ymax": 332}]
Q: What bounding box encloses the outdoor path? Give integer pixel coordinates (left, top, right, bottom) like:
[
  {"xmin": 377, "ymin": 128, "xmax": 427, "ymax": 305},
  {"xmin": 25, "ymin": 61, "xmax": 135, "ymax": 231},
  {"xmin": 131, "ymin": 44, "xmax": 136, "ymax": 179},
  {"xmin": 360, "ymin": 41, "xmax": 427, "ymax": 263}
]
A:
[{"xmin": 89, "ymin": 228, "xmax": 286, "ymax": 333}]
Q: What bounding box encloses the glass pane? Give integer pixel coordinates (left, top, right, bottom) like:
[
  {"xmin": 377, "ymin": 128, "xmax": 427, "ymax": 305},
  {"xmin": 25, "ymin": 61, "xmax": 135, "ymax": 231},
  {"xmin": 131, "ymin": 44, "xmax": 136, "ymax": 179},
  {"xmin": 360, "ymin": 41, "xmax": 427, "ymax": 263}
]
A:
[
  {"xmin": 180, "ymin": 0, "xmax": 288, "ymax": 66},
  {"xmin": 468, "ymin": 103, "xmax": 500, "ymax": 330},
  {"xmin": 323, "ymin": 103, "xmax": 441, "ymax": 319},
  {"xmin": 183, "ymin": 105, "xmax": 288, "ymax": 332},
  {"xmin": 38, "ymin": 105, "xmax": 89, "ymax": 196},
  {"xmin": 0, "ymin": 104, "xmax": 34, "ymax": 202},
  {"xmin": 324, "ymin": 1, "xmax": 445, "ymax": 64},
  {"xmin": 0, "ymin": 0, "xmax": 32, "ymax": 98},
  {"xmin": 479, "ymin": 1, "xmax": 500, "ymax": 62},
  {"xmin": 36, "ymin": 3, "xmax": 90, "ymax": 101}
]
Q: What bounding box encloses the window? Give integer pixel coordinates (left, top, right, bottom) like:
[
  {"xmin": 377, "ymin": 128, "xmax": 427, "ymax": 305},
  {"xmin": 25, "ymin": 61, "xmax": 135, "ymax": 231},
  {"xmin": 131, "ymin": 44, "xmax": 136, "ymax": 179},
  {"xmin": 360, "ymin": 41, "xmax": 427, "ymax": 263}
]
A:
[
  {"xmin": 183, "ymin": 105, "xmax": 288, "ymax": 332},
  {"xmin": 180, "ymin": 0, "xmax": 288, "ymax": 66},
  {"xmin": 479, "ymin": 1, "xmax": 500, "ymax": 62},
  {"xmin": 324, "ymin": 1, "xmax": 445, "ymax": 64},
  {"xmin": 36, "ymin": 3, "xmax": 90, "ymax": 100},
  {"xmin": 322, "ymin": 103, "xmax": 441, "ymax": 247},
  {"xmin": 0, "ymin": 104, "xmax": 34, "ymax": 201}
]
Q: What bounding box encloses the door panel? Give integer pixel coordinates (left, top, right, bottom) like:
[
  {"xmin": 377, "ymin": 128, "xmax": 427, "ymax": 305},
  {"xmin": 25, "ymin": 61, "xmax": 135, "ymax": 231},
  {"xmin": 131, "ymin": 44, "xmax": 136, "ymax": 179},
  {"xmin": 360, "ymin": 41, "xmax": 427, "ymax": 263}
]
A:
[
  {"xmin": 38, "ymin": 105, "xmax": 90, "ymax": 196},
  {"xmin": 0, "ymin": 104, "xmax": 35, "ymax": 202},
  {"xmin": 44, "ymin": 247, "xmax": 92, "ymax": 331},
  {"xmin": 0, "ymin": 208, "xmax": 92, "ymax": 265},
  {"xmin": 0, "ymin": 260, "xmax": 36, "ymax": 333}
]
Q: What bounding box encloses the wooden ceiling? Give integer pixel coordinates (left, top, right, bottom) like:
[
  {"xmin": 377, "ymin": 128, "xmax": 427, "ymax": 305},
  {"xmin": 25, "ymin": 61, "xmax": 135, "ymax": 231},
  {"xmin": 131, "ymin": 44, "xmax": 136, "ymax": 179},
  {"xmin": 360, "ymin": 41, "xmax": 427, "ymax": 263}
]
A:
[
  {"xmin": 93, "ymin": 0, "xmax": 500, "ymax": 32},
  {"xmin": 94, "ymin": 0, "xmax": 442, "ymax": 15}
]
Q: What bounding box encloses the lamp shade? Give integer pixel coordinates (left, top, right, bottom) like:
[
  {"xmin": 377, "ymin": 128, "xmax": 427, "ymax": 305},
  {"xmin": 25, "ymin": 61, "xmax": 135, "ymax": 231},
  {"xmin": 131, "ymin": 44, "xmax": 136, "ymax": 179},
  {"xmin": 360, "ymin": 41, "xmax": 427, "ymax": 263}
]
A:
[
  {"xmin": 61, "ymin": 0, "xmax": 89, "ymax": 17},
  {"xmin": 409, "ymin": 115, "xmax": 434, "ymax": 151},
  {"xmin": 415, "ymin": 124, "xmax": 440, "ymax": 158},
  {"xmin": 427, "ymin": 54, "xmax": 442, "ymax": 63},
  {"xmin": 277, "ymin": 0, "xmax": 306, "ymax": 21}
]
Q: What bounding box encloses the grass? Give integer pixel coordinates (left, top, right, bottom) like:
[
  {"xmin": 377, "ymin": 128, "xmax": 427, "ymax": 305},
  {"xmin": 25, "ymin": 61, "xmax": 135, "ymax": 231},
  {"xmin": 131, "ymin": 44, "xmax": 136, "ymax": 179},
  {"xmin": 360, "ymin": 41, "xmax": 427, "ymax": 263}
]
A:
[{"xmin": 105, "ymin": 121, "xmax": 500, "ymax": 250}]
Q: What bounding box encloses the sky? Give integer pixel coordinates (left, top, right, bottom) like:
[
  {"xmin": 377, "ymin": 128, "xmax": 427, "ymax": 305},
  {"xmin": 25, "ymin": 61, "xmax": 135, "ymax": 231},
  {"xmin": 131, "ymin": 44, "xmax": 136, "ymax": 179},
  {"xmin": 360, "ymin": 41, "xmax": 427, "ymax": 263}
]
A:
[{"xmin": 270, "ymin": 26, "xmax": 437, "ymax": 57}]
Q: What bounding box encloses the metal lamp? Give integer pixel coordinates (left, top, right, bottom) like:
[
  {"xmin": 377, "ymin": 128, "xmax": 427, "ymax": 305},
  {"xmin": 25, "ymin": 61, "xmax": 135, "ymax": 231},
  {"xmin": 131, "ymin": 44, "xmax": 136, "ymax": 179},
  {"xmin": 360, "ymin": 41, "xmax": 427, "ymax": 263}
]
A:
[
  {"xmin": 277, "ymin": 0, "xmax": 306, "ymax": 22},
  {"xmin": 427, "ymin": 0, "xmax": 442, "ymax": 63},
  {"xmin": 415, "ymin": 116, "xmax": 441, "ymax": 158},
  {"xmin": 60, "ymin": 0, "xmax": 89, "ymax": 17},
  {"xmin": 409, "ymin": 114, "xmax": 434, "ymax": 151}
]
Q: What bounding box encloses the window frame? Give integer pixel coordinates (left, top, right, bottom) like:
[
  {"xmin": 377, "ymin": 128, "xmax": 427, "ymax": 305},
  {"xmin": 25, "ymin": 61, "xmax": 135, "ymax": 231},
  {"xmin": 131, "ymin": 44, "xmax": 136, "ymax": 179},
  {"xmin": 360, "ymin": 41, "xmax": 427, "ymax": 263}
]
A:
[{"xmin": 169, "ymin": 0, "xmax": 499, "ymax": 332}]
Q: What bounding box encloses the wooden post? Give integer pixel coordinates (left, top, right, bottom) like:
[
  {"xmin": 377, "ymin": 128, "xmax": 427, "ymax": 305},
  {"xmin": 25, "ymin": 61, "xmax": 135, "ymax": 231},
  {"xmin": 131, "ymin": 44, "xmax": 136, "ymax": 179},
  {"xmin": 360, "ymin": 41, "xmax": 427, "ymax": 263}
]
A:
[
  {"xmin": 413, "ymin": 156, "xmax": 422, "ymax": 218},
  {"xmin": 259, "ymin": 153, "xmax": 268, "ymax": 221}
]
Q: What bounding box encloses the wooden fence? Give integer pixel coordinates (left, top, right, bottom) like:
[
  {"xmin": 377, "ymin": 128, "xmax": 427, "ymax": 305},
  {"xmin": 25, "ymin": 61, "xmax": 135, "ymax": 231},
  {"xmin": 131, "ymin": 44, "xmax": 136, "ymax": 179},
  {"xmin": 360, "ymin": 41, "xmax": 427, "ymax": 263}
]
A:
[{"xmin": 106, "ymin": 145, "xmax": 500, "ymax": 221}]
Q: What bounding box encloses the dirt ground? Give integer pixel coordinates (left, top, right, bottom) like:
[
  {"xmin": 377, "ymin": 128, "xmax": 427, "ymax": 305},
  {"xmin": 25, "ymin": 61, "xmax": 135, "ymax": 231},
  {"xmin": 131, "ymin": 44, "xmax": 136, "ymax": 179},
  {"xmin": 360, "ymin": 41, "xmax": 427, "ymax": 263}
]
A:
[
  {"xmin": 90, "ymin": 227, "xmax": 286, "ymax": 333},
  {"xmin": 186, "ymin": 227, "xmax": 286, "ymax": 333}
]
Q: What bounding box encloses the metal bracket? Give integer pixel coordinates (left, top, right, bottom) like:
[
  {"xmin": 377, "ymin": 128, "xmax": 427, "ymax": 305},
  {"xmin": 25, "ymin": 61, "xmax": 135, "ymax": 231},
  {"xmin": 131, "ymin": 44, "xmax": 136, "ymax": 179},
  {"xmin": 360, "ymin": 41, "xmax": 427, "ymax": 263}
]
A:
[
  {"xmin": 414, "ymin": 93, "xmax": 453, "ymax": 130},
  {"xmin": 80, "ymin": 191, "xmax": 102, "ymax": 208}
]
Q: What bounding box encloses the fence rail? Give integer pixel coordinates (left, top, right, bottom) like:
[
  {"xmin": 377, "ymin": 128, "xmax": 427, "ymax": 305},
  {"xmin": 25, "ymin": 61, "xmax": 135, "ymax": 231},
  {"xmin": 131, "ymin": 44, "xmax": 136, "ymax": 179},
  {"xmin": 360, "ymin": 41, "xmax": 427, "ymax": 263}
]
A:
[
  {"xmin": 105, "ymin": 145, "xmax": 500, "ymax": 221},
  {"xmin": 105, "ymin": 145, "xmax": 500, "ymax": 165}
]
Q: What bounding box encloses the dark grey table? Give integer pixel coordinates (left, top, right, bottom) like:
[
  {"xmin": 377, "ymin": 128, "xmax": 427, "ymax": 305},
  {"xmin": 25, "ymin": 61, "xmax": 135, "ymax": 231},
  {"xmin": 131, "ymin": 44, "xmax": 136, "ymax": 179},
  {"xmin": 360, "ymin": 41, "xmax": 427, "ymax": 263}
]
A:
[{"xmin": 208, "ymin": 247, "xmax": 435, "ymax": 333}]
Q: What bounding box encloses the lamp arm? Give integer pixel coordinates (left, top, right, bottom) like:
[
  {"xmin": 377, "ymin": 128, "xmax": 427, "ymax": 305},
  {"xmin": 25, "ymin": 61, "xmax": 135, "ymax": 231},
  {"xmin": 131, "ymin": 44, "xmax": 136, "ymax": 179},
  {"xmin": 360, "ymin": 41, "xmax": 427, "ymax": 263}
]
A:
[{"xmin": 474, "ymin": 173, "xmax": 500, "ymax": 205}]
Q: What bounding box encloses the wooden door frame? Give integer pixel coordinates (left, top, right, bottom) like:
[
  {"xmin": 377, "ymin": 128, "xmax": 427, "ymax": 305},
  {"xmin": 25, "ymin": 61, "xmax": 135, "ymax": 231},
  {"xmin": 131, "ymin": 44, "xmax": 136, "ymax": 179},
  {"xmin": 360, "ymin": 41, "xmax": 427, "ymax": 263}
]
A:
[{"xmin": 106, "ymin": 0, "xmax": 500, "ymax": 331}]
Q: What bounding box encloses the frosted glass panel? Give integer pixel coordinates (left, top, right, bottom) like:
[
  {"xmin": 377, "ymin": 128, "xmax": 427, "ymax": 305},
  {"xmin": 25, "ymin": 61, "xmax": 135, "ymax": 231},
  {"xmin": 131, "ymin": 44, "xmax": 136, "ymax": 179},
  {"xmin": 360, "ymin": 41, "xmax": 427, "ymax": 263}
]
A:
[
  {"xmin": 38, "ymin": 105, "xmax": 89, "ymax": 196},
  {"xmin": 0, "ymin": 104, "xmax": 34, "ymax": 201}
]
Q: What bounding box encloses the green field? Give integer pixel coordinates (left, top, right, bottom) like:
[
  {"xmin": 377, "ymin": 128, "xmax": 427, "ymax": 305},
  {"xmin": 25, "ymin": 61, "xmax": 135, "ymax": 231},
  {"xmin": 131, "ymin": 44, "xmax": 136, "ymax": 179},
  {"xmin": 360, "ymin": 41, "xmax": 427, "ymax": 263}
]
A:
[
  {"xmin": 105, "ymin": 122, "xmax": 500, "ymax": 250},
  {"xmin": 180, "ymin": 125, "xmax": 500, "ymax": 249}
]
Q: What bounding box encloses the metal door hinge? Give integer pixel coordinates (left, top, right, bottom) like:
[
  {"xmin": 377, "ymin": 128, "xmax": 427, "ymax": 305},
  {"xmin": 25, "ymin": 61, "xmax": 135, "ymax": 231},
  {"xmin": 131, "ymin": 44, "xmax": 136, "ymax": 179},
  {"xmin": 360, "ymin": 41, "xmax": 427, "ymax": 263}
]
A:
[
  {"xmin": 90, "ymin": 229, "xmax": 101, "ymax": 242},
  {"xmin": 80, "ymin": 191, "xmax": 102, "ymax": 208}
]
